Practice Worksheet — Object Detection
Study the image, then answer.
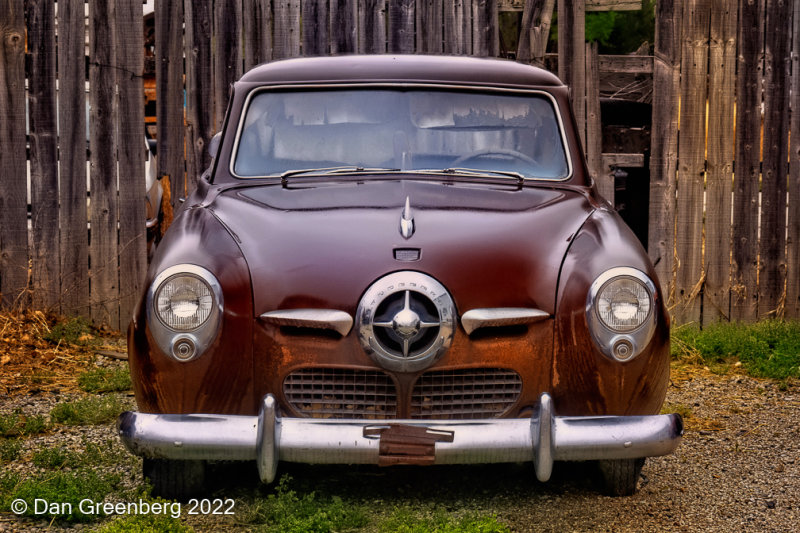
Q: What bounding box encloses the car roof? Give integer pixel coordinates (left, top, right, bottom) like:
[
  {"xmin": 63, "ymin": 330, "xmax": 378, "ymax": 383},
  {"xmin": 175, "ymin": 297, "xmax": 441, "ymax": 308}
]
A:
[{"xmin": 238, "ymin": 55, "xmax": 564, "ymax": 89}]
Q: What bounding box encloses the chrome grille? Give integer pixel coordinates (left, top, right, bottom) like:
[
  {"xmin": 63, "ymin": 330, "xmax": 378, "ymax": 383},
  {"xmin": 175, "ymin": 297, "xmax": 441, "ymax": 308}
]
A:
[
  {"xmin": 410, "ymin": 368, "xmax": 522, "ymax": 419},
  {"xmin": 283, "ymin": 368, "xmax": 397, "ymax": 419}
]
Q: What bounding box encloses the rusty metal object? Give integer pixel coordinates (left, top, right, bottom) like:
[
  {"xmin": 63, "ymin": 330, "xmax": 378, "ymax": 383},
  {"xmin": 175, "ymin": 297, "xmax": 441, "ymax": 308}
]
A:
[{"xmin": 364, "ymin": 424, "xmax": 455, "ymax": 466}]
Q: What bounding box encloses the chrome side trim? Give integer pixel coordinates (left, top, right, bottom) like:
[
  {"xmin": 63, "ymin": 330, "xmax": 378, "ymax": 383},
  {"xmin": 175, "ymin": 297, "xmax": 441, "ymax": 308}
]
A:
[
  {"xmin": 460, "ymin": 308, "xmax": 550, "ymax": 335},
  {"xmin": 260, "ymin": 309, "xmax": 354, "ymax": 336},
  {"xmin": 118, "ymin": 393, "xmax": 683, "ymax": 483}
]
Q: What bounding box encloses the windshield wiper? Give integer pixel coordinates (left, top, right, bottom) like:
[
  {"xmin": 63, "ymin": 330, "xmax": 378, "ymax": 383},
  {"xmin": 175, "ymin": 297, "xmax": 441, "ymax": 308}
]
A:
[
  {"xmin": 416, "ymin": 167, "xmax": 526, "ymax": 186},
  {"xmin": 280, "ymin": 166, "xmax": 401, "ymax": 186}
]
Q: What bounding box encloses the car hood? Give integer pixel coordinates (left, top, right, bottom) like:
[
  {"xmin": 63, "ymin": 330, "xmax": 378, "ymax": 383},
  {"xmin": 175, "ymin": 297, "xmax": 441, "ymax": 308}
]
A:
[{"xmin": 208, "ymin": 179, "xmax": 595, "ymax": 316}]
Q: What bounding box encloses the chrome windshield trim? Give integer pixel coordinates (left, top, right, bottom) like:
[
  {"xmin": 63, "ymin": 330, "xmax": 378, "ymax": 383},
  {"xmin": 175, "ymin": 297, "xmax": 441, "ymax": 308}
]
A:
[
  {"xmin": 229, "ymin": 83, "xmax": 574, "ymax": 182},
  {"xmin": 461, "ymin": 308, "xmax": 550, "ymax": 335},
  {"xmin": 260, "ymin": 309, "xmax": 354, "ymax": 336}
]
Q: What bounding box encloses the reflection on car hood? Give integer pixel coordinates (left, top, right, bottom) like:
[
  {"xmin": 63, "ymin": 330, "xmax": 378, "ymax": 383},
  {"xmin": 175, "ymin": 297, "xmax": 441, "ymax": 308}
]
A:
[{"xmin": 209, "ymin": 179, "xmax": 594, "ymax": 316}]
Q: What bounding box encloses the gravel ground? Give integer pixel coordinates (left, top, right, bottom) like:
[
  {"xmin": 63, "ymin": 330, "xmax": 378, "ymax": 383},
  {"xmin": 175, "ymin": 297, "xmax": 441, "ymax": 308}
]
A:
[{"xmin": 1, "ymin": 367, "xmax": 798, "ymax": 532}]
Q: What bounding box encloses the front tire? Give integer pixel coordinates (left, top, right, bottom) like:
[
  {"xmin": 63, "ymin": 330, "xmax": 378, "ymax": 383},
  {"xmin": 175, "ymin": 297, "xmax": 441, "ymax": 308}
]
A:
[
  {"xmin": 143, "ymin": 458, "xmax": 206, "ymax": 501},
  {"xmin": 597, "ymin": 458, "xmax": 645, "ymax": 496}
]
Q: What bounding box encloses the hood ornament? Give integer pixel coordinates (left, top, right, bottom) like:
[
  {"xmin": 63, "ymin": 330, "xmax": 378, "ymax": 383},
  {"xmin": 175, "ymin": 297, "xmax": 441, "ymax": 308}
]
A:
[{"xmin": 400, "ymin": 196, "xmax": 415, "ymax": 239}]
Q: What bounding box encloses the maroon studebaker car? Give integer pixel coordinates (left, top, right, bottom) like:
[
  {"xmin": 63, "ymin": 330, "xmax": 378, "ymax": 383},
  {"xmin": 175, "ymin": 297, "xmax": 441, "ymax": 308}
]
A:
[{"xmin": 118, "ymin": 55, "xmax": 682, "ymax": 499}]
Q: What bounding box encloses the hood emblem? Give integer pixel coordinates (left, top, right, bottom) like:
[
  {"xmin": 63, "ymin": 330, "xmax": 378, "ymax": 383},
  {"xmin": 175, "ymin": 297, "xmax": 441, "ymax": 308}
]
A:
[
  {"xmin": 356, "ymin": 271, "xmax": 455, "ymax": 373},
  {"xmin": 399, "ymin": 196, "xmax": 415, "ymax": 239}
]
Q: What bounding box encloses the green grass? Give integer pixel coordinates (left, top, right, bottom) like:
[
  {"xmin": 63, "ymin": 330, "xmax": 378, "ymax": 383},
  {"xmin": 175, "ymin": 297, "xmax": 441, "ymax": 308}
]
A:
[
  {"xmin": 0, "ymin": 438, "xmax": 22, "ymax": 463},
  {"xmin": 50, "ymin": 395, "xmax": 128, "ymax": 426},
  {"xmin": 78, "ymin": 367, "xmax": 132, "ymax": 393},
  {"xmin": 237, "ymin": 476, "xmax": 511, "ymax": 533},
  {"xmin": 672, "ymin": 319, "xmax": 800, "ymax": 381},
  {"xmin": 43, "ymin": 316, "xmax": 96, "ymax": 345},
  {"xmin": 2, "ymin": 470, "xmax": 120, "ymax": 523},
  {"xmin": 0, "ymin": 412, "xmax": 20, "ymax": 437},
  {"xmin": 239, "ymin": 475, "xmax": 368, "ymax": 532},
  {"xmin": 31, "ymin": 439, "xmax": 127, "ymax": 470},
  {"xmin": 0, "ymin": 412, "xmax": 48, "ymax": 437},
  {"xmin": 379, "ymin": 507, "xmax": 510, "ymax": 533},
  {"xmin": 94, "ymin": 500, "xmax": 192, "ymax": 533}
]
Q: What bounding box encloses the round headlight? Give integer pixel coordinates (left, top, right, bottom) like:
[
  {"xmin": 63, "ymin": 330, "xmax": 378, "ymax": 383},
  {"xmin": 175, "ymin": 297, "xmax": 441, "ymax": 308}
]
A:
[
  {"xmin": 155, "ymin": 274, "xmax": 214, "ymax": 330},
  {"xmin": 586, "ymin": 267, "xmax": 658, "ymax": 362},
  {"xmin": 596, "ymin": 276, "xmax": 652, "ymax": 332}
]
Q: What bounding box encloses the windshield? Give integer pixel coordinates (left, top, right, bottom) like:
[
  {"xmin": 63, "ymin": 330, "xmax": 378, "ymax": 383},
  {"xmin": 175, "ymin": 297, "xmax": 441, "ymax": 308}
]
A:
[{"xmin": 233, "ymin": 88, "xmax": 570, "ymax": 180}]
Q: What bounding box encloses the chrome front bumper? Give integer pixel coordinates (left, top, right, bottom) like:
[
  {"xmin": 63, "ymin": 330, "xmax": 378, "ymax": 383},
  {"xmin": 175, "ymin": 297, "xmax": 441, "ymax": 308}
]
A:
[{"xmin": 117, "ymin": 393, "xmax": 683, "ymax": 484}]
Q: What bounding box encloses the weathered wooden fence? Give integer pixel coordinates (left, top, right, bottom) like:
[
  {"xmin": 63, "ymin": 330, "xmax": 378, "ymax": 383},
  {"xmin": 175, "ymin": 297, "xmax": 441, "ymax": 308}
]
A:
[
  {"xmin": 0, "ymin": 0, "xmax": 145, "ymax": 330},
  {"xmin": 1, "ymin": 0, "xmax": 799, "ymax": 329},
  {"xmin": 648, "ymin": 0, "xmax": 800, "ymax": 325}
]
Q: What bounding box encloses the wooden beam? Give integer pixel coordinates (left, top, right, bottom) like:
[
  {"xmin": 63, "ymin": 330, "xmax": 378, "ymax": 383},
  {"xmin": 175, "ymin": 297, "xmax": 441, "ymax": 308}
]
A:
[
  {"xmin": 558, "ymin": 0, "xmax": 585, "ymax": 146},
  {"xmin": 502, "ymin": 0, "xmax": 641, "ymax": 11},
  {"xmin": 57, "ymin": 0, "xmax": 89, "ymax": 316},
  {"xmin": 28, "ymin": 0, "xmax": 60, "ymax": 310},
  {"xmin": 89, "ymin": 0, "xmax": 120, "ymax": 328},
  {"xmin": 787, "ymin": 0, "xmax": 800, "ymax": 319},
  {"xmin": 758, "ymin": 0, "xmax": 792, "ymax": 318},
  {"xmin": 648, "ymin": 0, "xmax": 681, "ymax": 313},
  {"xmin": 674, "ymin": 0, "xmax": 710, "ymax": 325},
  {"xmin": 731, "ymin": 0, "xmax": 764, "ymax": 321},
  {"xmin": 116, "ymin": 0, "xmax": 146, "ymax": 330},
  {"xmin": 586, "ymin": 0, "xmax": 642, "ymax": 11},
  {"xmin": 598, "ymin": 54, "xmax": 653, "ymax": 73},
  {"xmin": 703, "ymin": 0, "xmax": 736, "ymax": 325},
  {"xmin": 0, "ymin": 0, "xmax": 28, "ymax": 308},
  {"xmin": 602, "ymin": 153, "xmax": 645, "ymax": 168}
]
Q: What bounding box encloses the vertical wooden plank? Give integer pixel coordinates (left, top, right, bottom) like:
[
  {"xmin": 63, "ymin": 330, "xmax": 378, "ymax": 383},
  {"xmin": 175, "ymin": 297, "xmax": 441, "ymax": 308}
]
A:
[
  {"xmin": 185, "ymin": 0, "xmax": 215, "ymax": 193},
  {"xmin": 157, "ymin": 0, "xmax": 185, "ymax": 215},
  {"xmin": 116, "ymin": 0, "xmax": 146, "ymax": 328},
  {"xmin": 0, "ymin": 0, "xmax": 28, "ymax": 309},
  {"xmin": 243, "ymin": 0, "xmax": 273, "ymax": 70},
  {"xmin": 273, "ymin": 0, "xmax": 301, "ymax": 59},
  {"xmin": 27, "ymin": 0, "xmax": 59, "ymax": 310},
  {"xmin": 787, "ymin": 0, "xmax": 800, "ymax": 319},
  {"xmin": 703, "ymin": 0, "xmax": 736, "ymax": 324},
  {"xmin": 758, "ymin": 0, "xmax": 791, "ymax": 318},
  {"xmin": 360, "ymin": 0, "xmax": 387, "ymax": 53},
  {"xmin": 731, "ymin": 0, "xmax": 763, "ymax": 321},
  {"xmin": 89, "ymin": 0, "xmax": 119, "ymax": 328},
  {"xmin": 673, "ymin": 0, "xmax": 709, "ymax": 325},
  {"xmin": 57, "ymin": 0, "xmax": 89, "ymax": 316},
  {"xmin": 388, "ymin": 0, "xmax": 415, "ymax": 53},
  {"xmin": 444, "ymin": 0, "xmax": 469, "ymax": 54},
  {"xmin": 558, "ymin": 0, "xmax": 585, "ymax": 145},
  {"xmin": 331, "ymin": 0, "xmax": 358, "ymax": 54},
  {"xmin": 517, "ymin": 0, "xmax": 554, "ymax": 66},
  {"xmin": 214, "ymin": 0, "xmax": 242, "ymax": 131},
  {"xmin": 473, "ymin": 0, "xmax": 499, "ymax": 57},
  {"xmin": 648, "ymin": 0, "xmax": 681, "ymax": 310},
  {"xmin": 416, "ymin": 0, "xmax": 443, "ymax": 53},
  {"xmin": 585, "ymin": 42, "xmax": 607, "ymax": 203},
  {"xmin": 303, "ymin": 0, "xmax": 329, "ymax": 56}
]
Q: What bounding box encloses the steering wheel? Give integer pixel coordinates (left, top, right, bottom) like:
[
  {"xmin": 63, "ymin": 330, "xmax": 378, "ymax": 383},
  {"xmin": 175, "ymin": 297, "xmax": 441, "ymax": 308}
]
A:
[{"xmin": 451, "ymin": 148, "xmax": 539, "ymax": 168}]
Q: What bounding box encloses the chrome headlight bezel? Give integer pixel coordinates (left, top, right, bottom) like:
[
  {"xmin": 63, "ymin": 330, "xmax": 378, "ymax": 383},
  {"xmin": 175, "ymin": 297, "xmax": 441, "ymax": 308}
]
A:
[
  {"xmin": 146, "ymin": 264, "xmax": 223, "ymax": 362},
  {"xmin": 586, "ymin": 267, "xmax": 657, "ymax": 362}
]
